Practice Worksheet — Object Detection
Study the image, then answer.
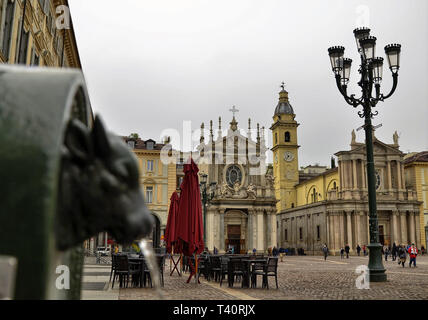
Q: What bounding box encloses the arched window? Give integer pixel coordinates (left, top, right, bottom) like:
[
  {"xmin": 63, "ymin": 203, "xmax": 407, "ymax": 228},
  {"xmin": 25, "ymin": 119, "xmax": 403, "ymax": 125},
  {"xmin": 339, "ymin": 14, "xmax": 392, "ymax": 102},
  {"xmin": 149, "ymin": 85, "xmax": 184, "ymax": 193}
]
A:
[
  {"xmin": 312, "ymin": 188, "xmax": 317, "ymax": 203},
  {"xmin": 285, "ymin": 132, "xmax": 291, "ymax": 142},
  {"xmin": 333, "ymin": 181, "xmax": 337, "ymax": 189}
]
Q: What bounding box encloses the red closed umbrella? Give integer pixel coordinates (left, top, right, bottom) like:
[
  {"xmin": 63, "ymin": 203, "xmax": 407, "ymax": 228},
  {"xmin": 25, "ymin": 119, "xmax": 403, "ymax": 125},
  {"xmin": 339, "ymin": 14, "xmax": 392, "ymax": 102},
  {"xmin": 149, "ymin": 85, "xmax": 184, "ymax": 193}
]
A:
[
  {"xmin": 175, "ymin": 158, "xmax": 204, "ymax": 283},
  {"xmin": 164, "ymin": 191, "xmax": 180, "ymax": 254},
  {"xmin": 164, "ymin": 191, "xmax": 182, "ymax": 276}
]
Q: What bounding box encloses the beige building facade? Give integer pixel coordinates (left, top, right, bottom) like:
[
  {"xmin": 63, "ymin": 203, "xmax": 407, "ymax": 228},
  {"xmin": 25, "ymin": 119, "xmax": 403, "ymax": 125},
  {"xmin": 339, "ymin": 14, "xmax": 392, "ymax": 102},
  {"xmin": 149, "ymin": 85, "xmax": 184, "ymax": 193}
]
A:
[{"xmin": 193, "ymin": 115, "xmax": 277, "ymax": 254}]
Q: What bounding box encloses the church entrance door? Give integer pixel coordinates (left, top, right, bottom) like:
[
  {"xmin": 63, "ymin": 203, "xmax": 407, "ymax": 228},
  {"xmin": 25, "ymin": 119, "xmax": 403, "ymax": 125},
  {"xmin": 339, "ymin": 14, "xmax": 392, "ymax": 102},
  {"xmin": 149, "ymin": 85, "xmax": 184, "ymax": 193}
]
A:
[{"xmin": 227, "ymin": 225, "xmax": 242, "ymax": 254}]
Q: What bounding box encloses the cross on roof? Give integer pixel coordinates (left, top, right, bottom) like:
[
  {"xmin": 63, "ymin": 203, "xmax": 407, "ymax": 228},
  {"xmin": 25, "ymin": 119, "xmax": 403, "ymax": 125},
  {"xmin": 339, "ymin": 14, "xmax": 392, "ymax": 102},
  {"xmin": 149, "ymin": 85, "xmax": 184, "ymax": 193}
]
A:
[
  {"xmin": 229, "ymin": 105, "xmax": 239, "ymax": 118},
  {"xmin": 280, "ymin": 82, "xmax": 286, "ymax": 91}
]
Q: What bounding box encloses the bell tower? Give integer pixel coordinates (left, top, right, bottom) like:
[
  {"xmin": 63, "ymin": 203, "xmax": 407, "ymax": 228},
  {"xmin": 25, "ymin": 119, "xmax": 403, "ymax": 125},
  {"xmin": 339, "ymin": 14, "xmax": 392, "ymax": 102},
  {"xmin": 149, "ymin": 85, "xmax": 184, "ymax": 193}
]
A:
[{"xmin": 270, "ymin": 84, "xmax": 300, "ymax": 213}]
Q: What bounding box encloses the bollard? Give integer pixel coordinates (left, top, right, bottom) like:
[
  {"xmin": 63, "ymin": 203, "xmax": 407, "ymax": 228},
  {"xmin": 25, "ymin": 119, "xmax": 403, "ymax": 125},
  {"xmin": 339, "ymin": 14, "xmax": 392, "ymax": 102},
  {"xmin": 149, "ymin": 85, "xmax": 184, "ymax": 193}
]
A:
[{"xmin": 0, "ymin": 66, "xmax": 154, "ymax": 299}]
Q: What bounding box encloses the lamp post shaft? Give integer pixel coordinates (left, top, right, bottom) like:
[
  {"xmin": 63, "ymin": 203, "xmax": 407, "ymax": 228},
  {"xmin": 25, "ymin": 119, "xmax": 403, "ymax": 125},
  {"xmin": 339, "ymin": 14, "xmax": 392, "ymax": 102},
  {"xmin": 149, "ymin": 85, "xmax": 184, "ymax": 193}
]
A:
[{"xmin": 363, "ymin": 103, "xmax": 387, "ymax": 282}]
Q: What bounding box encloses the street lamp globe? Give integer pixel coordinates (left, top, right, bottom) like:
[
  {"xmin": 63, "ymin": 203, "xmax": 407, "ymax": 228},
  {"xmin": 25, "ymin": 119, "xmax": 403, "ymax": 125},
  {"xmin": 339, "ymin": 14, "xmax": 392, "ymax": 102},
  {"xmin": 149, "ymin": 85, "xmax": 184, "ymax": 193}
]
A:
[
  {"xmin": 328, "ymin": 46, "xmax": 345, "ymax": 76},
  {"xmin": 359, "ymin": 36, "xmax": 377, "ymax": 61},
  {"xmin": 353, "ymin": 27, "xmax": 371, "ymax": 53},
  {"xmin": 385, "ymin": 44, "xmax": 401, "ymax": 74},
  {"xmin": 341, "ymin": 58, "xmax": 353, "ymax": 86},
  {"xmin": 371, "ymin": 57, "xmax": 384, "ymax": 84}
]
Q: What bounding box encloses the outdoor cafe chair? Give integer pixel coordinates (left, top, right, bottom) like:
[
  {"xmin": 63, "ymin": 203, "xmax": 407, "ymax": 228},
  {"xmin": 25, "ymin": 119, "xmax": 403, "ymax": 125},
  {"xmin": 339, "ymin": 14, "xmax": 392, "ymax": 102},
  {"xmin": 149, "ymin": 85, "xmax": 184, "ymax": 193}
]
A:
[
  {"xmin": 228, "ymin": 258, "xmax": 244, "ymax": 288},
  {"xmin": 198, "ymin": 255, "xmax": 211, "ymax": 281},
  {"xmin": 219, "ymin": 256, "xmax": 230, "ymax": 286},
  {"xmin": 251, "ymin": 257, "xmax": 268, "ymax": 288},
  {"xmin": 210, "ymin": 256, "xmax": 222, "ymax": 282},
  {"xmin": 264, "ymin": 257, "xmax": 279, "ymax": 289},
  {"xmin": 112, "ymin": 255, "xmax": 140, "ymax": 289}
]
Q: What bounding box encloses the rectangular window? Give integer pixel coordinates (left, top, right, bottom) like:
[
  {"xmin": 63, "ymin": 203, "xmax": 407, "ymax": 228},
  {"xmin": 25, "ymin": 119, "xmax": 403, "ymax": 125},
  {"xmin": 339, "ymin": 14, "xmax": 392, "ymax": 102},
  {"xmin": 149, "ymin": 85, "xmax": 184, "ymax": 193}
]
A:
[
  {"xmin": 18, "ymin": 29, "xmax": 29, "ymax": 64},
  {"xmin": 317, "ymin": 225, "xmax": 321, "ymax": 240},
  {"xmin": 299, "ymin": 227, "xmax": 303, "ymax": 240},
  {"xmin": 1, "ymin": 0, "xmax": 15, "ymax": 60},
  {"xmin": 147, "ymin": 160, "xmax": 154, "ymax": 172},
  {"xmin": 145, "ymin": 186, "xmax": 153, "ymax": 204},
  {"xmin": 284, "ymin": 229, "xmax": 288, "ymax": 241}
]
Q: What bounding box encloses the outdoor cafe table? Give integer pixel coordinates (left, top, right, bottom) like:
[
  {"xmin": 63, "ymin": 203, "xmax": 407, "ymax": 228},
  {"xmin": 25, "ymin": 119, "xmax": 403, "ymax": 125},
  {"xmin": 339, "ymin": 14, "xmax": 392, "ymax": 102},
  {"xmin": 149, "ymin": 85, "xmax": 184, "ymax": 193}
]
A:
[
  {"xmin": 128, "ymin": 254, "xmax": 165, "ymax": 288},
  {"xmin": 241, "ymin": 259, "xmax": 268, "ymax": 288}
]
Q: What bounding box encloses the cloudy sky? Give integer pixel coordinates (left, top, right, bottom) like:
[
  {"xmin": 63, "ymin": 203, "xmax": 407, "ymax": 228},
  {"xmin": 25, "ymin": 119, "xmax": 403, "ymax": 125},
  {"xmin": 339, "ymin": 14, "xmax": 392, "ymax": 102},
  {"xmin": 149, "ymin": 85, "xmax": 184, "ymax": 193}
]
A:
[{"xmin": 69, "ymin": 0, "xmax": 427, "ymax": 167}]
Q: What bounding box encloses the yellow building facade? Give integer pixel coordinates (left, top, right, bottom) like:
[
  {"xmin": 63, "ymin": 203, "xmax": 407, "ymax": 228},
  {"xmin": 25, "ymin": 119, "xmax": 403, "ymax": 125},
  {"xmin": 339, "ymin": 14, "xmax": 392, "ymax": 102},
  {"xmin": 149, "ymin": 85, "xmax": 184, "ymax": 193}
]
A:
[
  {"xmin": 124, "ymin": 137, "xmax": 177, "ymax": 248},
  {"xmin": 272, "ymin": 88, "xmax": 422, "ymax": 255},
  {"xmin": 404, "ymin": 152, "xmax": 428, "ymax": 250},
  {"xmin": 0, "ymin": 0, "xmax": 80, "ymax": 68}
]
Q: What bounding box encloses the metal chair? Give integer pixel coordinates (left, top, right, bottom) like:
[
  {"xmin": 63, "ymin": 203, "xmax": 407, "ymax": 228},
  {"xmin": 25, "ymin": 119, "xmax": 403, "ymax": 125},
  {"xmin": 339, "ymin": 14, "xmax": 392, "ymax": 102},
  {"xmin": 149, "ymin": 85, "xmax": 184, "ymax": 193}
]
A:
[{"xmin": 112, "ymin": 255, "xmax": 140, "ymax": 288}]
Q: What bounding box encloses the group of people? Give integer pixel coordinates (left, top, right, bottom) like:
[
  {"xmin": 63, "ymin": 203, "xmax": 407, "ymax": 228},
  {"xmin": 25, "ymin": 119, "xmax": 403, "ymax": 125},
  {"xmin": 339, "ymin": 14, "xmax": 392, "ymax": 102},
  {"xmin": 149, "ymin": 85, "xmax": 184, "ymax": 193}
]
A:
[
  {"xmin": 384, "ymin": 243, "xmax": 420, "ymax": 268},
  {"xmin": 320, "ymin": 242, "xmax": 422, "ymax": 268}
]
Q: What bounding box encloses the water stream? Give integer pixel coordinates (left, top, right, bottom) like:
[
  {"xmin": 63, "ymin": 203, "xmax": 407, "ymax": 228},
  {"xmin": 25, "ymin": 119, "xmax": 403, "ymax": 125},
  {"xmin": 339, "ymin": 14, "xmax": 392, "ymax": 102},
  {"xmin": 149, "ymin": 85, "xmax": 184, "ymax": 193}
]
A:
[{"xmin": 138, "ymin": 239, "xmax": 164, "ymax": 299}]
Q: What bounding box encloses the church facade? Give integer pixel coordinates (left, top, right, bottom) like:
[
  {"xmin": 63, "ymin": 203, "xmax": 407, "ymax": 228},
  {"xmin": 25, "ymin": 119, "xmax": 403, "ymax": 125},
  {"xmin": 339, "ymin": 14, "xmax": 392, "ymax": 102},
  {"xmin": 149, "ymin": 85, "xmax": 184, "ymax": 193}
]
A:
[
  {"xmin": 194, "ymin": 114, "xmax": 277, "ymax": 254},
  {"xmin": 272, "ymin": 88, "xmax": 422, "ymax": 255}
]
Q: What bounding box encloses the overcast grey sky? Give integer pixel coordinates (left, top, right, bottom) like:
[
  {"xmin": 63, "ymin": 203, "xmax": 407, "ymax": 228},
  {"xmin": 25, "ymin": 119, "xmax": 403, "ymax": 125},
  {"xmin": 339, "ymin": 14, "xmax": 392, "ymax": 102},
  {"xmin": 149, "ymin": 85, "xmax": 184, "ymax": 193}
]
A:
[{"xmin": 69, "ymin": 0, "xmax": 427, "ymax": 167}]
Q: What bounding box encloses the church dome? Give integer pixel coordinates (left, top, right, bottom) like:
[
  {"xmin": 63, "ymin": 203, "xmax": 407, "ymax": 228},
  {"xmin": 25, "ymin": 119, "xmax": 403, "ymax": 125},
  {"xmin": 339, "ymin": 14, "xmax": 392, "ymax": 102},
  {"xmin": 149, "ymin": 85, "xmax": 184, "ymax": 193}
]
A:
[{"xmin": 274, "ymin": 89, "xmax": 294, "ymax": 116}]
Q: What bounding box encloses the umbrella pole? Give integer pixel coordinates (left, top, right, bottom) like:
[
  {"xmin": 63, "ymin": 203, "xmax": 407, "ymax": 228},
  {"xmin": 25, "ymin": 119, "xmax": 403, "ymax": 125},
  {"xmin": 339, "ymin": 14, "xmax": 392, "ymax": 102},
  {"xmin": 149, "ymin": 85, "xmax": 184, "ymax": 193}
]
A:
[{"xmin": 195, "ymin": 253, "xmax": 198, "ymax": 284}]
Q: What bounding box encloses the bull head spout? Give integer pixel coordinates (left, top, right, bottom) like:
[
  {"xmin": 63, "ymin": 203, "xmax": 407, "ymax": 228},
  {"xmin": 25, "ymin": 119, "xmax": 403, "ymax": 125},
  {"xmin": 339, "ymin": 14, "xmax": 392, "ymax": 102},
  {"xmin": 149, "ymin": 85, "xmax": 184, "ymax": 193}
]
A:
[{"xmin": 56, "ymin": 116, "xmax": 154, "ymax": 251}]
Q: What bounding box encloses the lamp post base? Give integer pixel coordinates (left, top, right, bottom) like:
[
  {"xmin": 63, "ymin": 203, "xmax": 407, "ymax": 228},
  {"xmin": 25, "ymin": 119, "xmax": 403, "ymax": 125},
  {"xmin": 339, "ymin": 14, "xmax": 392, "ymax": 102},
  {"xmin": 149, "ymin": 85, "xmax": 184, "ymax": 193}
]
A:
[{"xmin": 367, "ymin": 243, "xmax": 387, "ymax": 282}]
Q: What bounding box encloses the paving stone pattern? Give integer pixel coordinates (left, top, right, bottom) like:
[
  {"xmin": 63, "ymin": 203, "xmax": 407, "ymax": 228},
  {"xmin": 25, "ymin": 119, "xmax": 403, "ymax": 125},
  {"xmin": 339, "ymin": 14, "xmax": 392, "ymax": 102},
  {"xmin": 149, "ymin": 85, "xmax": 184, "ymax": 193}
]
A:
[{"xmin": 118, "ymin": 255, "xmax": 428, "ymax": 300}]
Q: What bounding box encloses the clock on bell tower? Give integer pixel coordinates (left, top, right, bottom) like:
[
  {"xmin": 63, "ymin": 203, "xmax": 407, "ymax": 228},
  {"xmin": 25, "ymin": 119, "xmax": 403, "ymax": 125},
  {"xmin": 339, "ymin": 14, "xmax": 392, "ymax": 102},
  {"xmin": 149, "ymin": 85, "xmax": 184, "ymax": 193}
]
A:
[{"xmin": 270, "ymin": 85, "xmax": 300, "ymax": 213}]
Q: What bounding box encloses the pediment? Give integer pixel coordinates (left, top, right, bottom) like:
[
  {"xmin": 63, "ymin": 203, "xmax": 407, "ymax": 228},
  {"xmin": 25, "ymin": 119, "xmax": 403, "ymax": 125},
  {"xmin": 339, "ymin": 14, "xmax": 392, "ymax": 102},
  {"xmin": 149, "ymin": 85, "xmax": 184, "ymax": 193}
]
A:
[{"xmin": 346, "ymin": 139, "xmax": 403, "ymax": 156}]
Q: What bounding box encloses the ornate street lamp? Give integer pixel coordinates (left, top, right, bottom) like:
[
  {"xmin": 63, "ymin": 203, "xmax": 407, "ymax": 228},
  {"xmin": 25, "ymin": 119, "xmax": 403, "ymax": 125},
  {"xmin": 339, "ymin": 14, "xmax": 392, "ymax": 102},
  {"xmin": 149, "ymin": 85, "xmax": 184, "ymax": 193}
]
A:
[
  {"xmin": 200, "ymin": 173, "xmax": 217, "ymax": 247},
  {"xmin": 328, "ymin": 28, "xmax": 401, "ymax": 282}
]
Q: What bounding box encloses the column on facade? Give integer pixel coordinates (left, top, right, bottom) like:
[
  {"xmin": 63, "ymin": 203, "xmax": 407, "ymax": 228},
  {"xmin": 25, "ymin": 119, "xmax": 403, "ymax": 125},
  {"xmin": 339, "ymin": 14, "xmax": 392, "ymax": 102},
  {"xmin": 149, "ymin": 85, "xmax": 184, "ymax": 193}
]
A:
[
  {"xmin": 415, "ymin": 211, "xmax": 421, "ymax": 248},
  {"xmin": 271, "ymin": 210, "xmax": 278, "ymax": 248},
  {"xmin": 265, "ymin": 210, "xmax": 271, "ymax": 248},
  {"xmin": 409, "ymin": 211, "xmax": 416, "ymax": 245},
  {"xmin": 334, "ymin": 214, "xmax": 340, "ymax": 250},
  {"xmin": 387, "ymin": 161, "xmax": 392, "ymax": 190},
  {"xmin": 219, "ymin": 209, "xmax": 225, "ymax": 252},
  {"xmin": 356, "ymin": 212, "xmax": 364, "ymax": 246},
  {"xmin": 396, "ymin": 161, "xmax": 402, "ymax": 190},
  {"xmin": 352, "ymin": 160, "xmax": 358, "ymax": 190},
  {"xmin": 391, "ymin": 211, "xmax": 399, "ymax": 245},
  {"xmin": 206, "ymin": 209, "xmax": 214, "ymax": 250},
  {"xmin": 339, "ymin": 161, "xmax": 343, "ymax": 192},
  {"xmin": 355, "ymin": 213, "xmax": 360, "ymax": 247},
  {"xmin": 401, "ymin": 163, "xmax": 406, "ymax": 189},
  {"xmin": 326, "ymin": 212, "xmax": 331, "ymax": 249},
  {"xmin": 346, "ymin": 211, "xmax": 353, "ymax": 250},
  {"xmin": 360, "ymin": 160, "xmax": 366, "ymax": 189},
  {"xmin": 400, "ymin": 211, "xmax": 408, "ymax": 245},
  {"xmin": 247, "ymin": 210, "xmax": 254, "ymax": 252},
  {"xmin": 257, "ymin": 209, "xmax": 264, "ymax": 251}
]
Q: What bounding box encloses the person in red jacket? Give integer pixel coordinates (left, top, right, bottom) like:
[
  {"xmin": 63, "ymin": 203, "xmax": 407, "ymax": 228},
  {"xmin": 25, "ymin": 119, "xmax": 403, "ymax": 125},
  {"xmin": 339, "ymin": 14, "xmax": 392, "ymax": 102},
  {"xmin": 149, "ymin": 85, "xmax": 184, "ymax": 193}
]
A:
[{"xmin": 408, "ymin": 243, "xmax": 418, "ymax": 268}]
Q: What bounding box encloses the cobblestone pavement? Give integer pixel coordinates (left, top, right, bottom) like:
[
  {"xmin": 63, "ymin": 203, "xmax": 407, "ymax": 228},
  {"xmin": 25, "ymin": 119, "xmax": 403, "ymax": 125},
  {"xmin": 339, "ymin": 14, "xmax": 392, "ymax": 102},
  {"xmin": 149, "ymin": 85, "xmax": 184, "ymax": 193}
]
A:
[{"xmin": 118, "ymin": 255, "xmax": 428, "ymax": 300}]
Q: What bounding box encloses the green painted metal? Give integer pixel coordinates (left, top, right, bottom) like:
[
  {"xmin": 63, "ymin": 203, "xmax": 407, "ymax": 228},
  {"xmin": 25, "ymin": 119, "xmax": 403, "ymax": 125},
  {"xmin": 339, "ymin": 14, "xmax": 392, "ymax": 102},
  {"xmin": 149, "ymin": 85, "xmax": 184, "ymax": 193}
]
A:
[{"xmin": 0, "ymin": 66, "xmax": 92, "ymax": 299}]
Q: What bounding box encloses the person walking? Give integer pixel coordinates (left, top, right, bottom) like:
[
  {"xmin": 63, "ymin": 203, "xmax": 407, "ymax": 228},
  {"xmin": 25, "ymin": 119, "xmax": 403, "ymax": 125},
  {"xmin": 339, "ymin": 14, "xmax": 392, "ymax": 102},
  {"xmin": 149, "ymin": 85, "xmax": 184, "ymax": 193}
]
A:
[
  {"xmin": 384, "ymin": 245, "xmax": 389, "ymax": 261},
  {"xmin": 345, "ymin": 244, "xmax": 350, "ymax": 259},
  {"xmin": 362, "ymin": 245, "xmax": 367, "ymax": 256},
  {"xmin": 408, "ymin": 243, "xmax": 418, "ymax": 268},
  {"xmin": 421, "ymin": 246, "xmax": 426, "ymax": 256},
  {"xmin": 398, "ymin": 245, "xmax": 406, "ymax": 268},
  {"xmin": 340, "ymin": 248, "xmax": 345, "ymax": 259},
  {"xmin": 252, "ymin": 248, "xmax": 256, "ymax": 255},
  {"xmin": 391, "ymin": 243, "xmax": 397, "ymax": 261},
  {"xmin": 356, "ymin": 244, "xmax": 361, "ymax": 256},
  {"xmin": 322, "ymin": 244, "xmax": 329, "ymax": 261},
  {"xmin": 279, "ymin": 247, "xmax": 285, "ymax": 262}
]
